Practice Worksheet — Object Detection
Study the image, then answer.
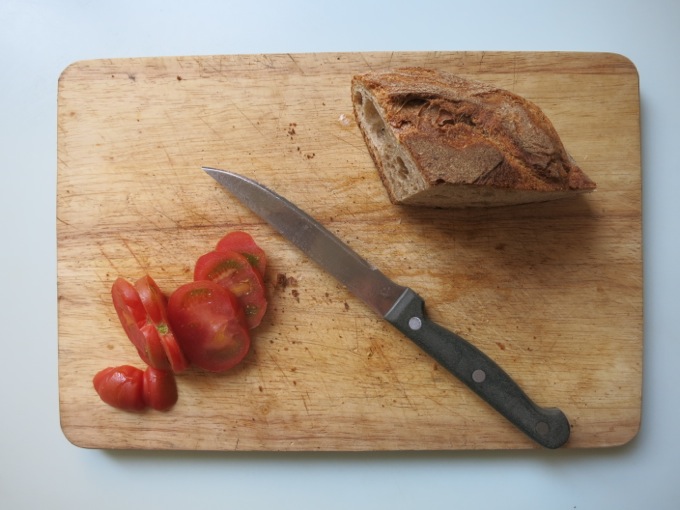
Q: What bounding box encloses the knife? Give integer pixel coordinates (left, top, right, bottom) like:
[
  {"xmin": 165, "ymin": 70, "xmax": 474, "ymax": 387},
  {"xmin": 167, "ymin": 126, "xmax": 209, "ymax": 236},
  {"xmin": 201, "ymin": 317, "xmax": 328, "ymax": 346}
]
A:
[{"xmin": 203, "ymin": 167, "xmax": 571, "ymax": 449}]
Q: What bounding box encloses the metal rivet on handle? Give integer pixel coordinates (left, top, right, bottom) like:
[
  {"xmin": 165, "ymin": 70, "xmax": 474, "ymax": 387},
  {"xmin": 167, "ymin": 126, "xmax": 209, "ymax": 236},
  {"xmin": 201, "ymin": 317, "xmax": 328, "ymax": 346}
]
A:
[
  {"xmin": 535, "ymin": 421, "xmax": 550, "ymax": 436},
  {"xmin": 408, "ymin": 316, "xmax": 422, "ymax": 330},
  {"xmin": 472, "ymin": 369, "xmax": 486, "ymax": 383}
]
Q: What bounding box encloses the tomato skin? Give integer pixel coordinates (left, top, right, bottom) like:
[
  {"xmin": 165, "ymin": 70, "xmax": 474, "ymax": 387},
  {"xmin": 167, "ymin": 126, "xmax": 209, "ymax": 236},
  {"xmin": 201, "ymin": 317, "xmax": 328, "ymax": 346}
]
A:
[
  {"xmin": 111, "ymin": 278, "xmax": 171, "ymax": 370},
  {"xmin": 216, "ymin": 231, "xmax": 267, "ymax": 275},
  {"xmin": 167, "ymin": 280, "xmax": 251, "ymax": 372},
  {"xmin": 142, "ymin": 367, "xmax": 178, "ymax": 411},
  {"xmin": 93, "ymin": 365, "xmax": 146, "ymax": 411},
  {"xmin": 194, "ymin": 250, "xmax": 268, "ymax": 329},
  {"xmin": 134, "ymin": 275, "xmax": 189, "ymax": 373}
]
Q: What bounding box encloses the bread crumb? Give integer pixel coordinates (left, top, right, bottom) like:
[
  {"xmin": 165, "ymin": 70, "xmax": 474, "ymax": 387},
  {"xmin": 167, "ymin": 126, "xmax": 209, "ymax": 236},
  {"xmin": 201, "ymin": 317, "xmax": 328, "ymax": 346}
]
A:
[
  {"xmin": 338, "ymin": 113, "xmax": 352, "ymax": 126},
  {"xmin": 275, "ymin": 273, "xmax": 298, "ymax": 289}
]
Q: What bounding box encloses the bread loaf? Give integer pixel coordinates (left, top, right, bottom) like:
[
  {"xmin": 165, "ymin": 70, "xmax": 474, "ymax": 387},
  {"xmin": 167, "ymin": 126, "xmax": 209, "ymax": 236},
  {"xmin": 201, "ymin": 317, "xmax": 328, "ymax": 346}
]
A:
[{"xmin": 351, "ymin": 68, "xmax": 596, "ymax": 207}]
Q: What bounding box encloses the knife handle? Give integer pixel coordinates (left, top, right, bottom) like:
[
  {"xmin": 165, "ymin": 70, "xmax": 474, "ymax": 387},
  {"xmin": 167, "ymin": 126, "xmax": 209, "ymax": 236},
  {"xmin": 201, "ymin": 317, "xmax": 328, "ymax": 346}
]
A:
[{"xmin": 385, "ymin": 288, "xmax": 570, "ymax": 449}]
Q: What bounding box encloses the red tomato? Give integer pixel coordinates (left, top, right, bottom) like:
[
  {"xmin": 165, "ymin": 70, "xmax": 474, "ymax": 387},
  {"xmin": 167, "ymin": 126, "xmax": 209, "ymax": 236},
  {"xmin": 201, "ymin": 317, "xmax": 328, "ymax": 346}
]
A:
[
  {"xmin": 93, "ymin": 365, "xmax": 146, "ymax": 411},
  {"xmin": 142, "ymin": 366, "xmax": 178, "ymax": 411},
  {"xmin": 134, "ymin": 275, "xmax": 189, "ymax": 373},
  {"xmin": 111, "ymin": 278, "xmax": 171, "ymax": 370},
  {"xmin": 194, "ymin": 250, "xmax": 268, "ymax": 329},
  {"xmin": 215, "ymin": 231, "xmax": 267, "ymax": 275},
  {"xmin": 167, "ymin": 280, "xmax": 251, "ymax": 372}
]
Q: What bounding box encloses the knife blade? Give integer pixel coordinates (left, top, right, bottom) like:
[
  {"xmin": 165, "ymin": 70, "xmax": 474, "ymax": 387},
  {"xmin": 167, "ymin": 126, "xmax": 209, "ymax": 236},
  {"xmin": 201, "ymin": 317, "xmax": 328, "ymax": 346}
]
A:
[{"xmin": 203, "ymin": 167, "xmax": 570, "ymax": 449}]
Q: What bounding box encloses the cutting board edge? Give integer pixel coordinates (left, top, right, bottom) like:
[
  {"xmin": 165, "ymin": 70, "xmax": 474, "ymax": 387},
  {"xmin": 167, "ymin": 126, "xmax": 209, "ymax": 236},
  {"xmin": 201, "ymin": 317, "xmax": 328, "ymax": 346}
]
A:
[
  {"xmin": 56, "ymin": 50, "xmax": 643, "ymax": 452},
  {"xmin": 56, "ymin": 50, "xmax": 641, "ymax": 83}
]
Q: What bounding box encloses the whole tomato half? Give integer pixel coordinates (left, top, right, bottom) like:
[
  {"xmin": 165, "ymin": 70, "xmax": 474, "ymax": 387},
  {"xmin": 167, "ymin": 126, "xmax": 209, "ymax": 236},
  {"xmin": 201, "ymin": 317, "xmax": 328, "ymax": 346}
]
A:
[{"xmin": 168, "ymin": 280, "xmax": 251, "ymax": 372}]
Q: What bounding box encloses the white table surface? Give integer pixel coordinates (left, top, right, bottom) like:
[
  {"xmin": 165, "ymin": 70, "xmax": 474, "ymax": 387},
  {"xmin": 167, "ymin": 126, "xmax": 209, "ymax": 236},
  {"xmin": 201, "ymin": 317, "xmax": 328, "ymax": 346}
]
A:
[{"xmin": 2, "ymin": 0, "xmax": 678, "ymax": 508}]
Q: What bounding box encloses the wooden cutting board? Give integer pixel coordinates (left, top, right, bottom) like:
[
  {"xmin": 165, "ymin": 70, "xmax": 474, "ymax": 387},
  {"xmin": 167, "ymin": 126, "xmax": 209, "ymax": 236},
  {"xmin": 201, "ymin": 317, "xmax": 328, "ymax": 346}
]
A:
[{"xmin": 57, "ymin": 51, "xmax": 642, "ymax": 450}]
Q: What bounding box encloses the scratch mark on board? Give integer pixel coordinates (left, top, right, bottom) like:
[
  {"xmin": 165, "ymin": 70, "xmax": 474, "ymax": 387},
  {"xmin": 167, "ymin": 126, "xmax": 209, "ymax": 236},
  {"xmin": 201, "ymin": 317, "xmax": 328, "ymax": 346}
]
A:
[
  {"xmin": 98, "ymin": 245, "xmax": 118, "ymax": 271},
  {"xmin": 198, "ymin": 115, "xmax": 225, "ymax": 140},
  {"xmin": 370, "ymin": 338, "xmax": 417, "ymax": 411},
  {"xmin": 228, "ymin": 98, "xmax": 265, "ymax": 137},
  {"xmin": 330, "ymin": 132, "xmax": 365, "ymax": 152},
  {"xmin": 360, "ymin": 53, "xmax": 375, "ymax": 72},
  {"xmin": 267, "ymin": 352, "xmax": 292, "ymax": 385},
  {"xmin": 57, "ymin": 216, "xmax": 74, "ymax": 228},
  {"xmin": 119, "ymin": 236, "xmax": 145, "ymax": 270},
  {"xmin": 301, "ymin": 392, "xmax": 310, "ymax": 415},
  {"xmin": 287, "ymin": 53, "xmax": 305, "ymax": 75},
  {"xmin": 160, "ymin": 145, "xmax": 174, "ymax": 167}
]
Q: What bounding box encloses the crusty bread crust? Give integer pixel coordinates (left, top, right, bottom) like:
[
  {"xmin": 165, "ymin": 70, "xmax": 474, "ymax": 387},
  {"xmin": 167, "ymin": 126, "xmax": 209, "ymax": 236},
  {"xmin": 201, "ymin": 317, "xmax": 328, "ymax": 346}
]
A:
[{"xmin": 351, "ymin": 68, "xmax": 596, "ymax": 207}]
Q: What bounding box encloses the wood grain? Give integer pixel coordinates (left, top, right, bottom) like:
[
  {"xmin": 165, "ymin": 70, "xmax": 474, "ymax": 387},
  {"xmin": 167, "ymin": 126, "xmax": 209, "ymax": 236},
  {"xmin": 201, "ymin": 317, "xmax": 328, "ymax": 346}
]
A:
[{"xmin": 57, "ymin": 51, "xmax": 642, "ymax": 450}]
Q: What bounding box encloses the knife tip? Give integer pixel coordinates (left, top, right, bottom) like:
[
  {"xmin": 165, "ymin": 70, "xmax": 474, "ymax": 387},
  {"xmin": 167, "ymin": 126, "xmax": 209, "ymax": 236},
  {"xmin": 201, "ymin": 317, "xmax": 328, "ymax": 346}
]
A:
[
  {"xmin": 202, "ymin": 166, "xmax": 234, "ymax": 175},
  {"xmin": 202, "ymin": 166, "xmax": 226, "ymax": 179}
]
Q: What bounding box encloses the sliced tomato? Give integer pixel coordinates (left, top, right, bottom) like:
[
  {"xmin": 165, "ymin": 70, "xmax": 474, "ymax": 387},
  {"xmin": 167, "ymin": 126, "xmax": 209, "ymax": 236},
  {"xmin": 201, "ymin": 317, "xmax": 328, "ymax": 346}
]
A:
[
  {"xmin": 142, "ymin": 366, "xmax": 178, "ymax": 411},
  {"xmin": 111, "ymin": 278, "xmax": 171, "ymax": 370},
  {"xmin": 194, "ymin": 250, "xmax": 268, "ymax": 329},
  {"xmin": 215, "ymin": 231, "xmax": 267, "ymax": 275},
  {"xmin": 167, "ymin": 280, "xmax": 251, "ymax": 372},
  {"xmin": 134, "ymin": 275, "xmax": 189, "ymax": 373},
  {"xmin": 93, "ymin": 365, "xmax": 146, "ymax": 411}
]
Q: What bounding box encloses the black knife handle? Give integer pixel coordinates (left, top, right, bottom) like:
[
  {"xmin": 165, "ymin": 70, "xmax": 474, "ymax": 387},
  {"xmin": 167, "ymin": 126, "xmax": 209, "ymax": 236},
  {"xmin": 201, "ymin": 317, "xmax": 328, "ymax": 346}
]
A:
[{"xmin": 384, "ymin": 288, "xmax": 570, "ymax": 449}]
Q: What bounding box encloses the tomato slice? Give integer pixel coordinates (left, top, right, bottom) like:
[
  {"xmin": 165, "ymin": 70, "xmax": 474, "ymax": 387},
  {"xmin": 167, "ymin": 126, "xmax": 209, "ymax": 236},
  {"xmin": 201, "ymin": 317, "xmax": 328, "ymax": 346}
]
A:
[
  {"xmin": 142, "ymin": 366, "xmax": 178, "ymax": 411},
  {"xmin": 111, "ymin": 278, "xmax": 171, "ymax": 370},
  {"xmin": 167, "ymin": 280, "xmax": 251, "ymax": 372},
  {"xmin": 134, "ymin": 275, "xmax": 189, "ymax": 373},
  {"xmin": 93, "ymin": 365, "xmax": 146, "ymax": 411},
  {"xmin": 215, "ymin": 231, "xmax": 267, "ymax": 275},
  {"xmin": 194, "ymin": 250, "xmax": 268, "ymax": 329}
]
